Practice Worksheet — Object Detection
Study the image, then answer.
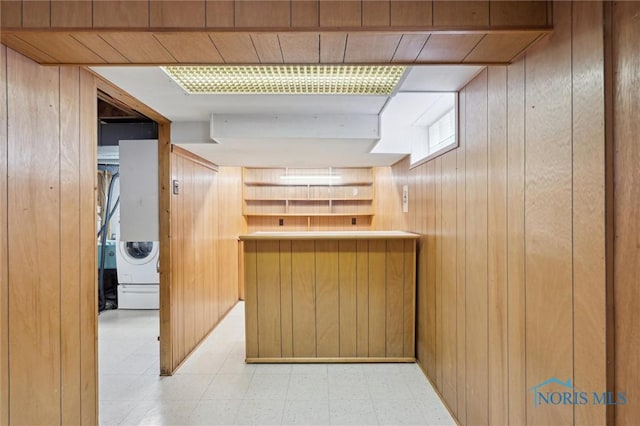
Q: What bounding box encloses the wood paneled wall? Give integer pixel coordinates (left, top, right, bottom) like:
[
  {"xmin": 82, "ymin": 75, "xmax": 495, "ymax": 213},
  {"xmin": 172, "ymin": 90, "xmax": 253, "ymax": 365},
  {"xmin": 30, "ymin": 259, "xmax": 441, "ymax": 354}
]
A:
[
  {"xmin": 0, "ymin": 46, "xmax": 98, "ymax": 425},
  {"xmin": 372, "ymin": 165, "xmax": 407, "ymax": 231},
  {"xmin": 0, "ymin": 1, "xmax": 551, "ymax": 66},
  {"xmin": 393, "ymin": 2, "xmax": 608, "ymax": 424},
  {"xmin": 0, "ymin": 29, "xmax": 547, "ymax": 66},
  {"xmin": 243, "ymin": 237, "xmax": 416, "ymax": 361},
  {"xmin": 611, "ymin": 1, "xmax": 640, "ymax": 424},
  {"xmin": 166, "ymin": 150, "xmax": 243, "ymax": 373},
  {"xmin": 0, "ymin": 0, "xmax": 550, "ymax": 29},
  {"xmin": 217, "ymin": 166, "xmax": 245, "ymax": 317}
]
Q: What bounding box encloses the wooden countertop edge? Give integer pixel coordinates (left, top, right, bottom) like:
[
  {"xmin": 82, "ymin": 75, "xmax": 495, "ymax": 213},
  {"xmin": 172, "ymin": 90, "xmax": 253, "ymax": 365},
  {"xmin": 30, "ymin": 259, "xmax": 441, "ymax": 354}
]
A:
[{"xmin": 239, "ymin": 232, "xmax": 419, "ymax": 241}]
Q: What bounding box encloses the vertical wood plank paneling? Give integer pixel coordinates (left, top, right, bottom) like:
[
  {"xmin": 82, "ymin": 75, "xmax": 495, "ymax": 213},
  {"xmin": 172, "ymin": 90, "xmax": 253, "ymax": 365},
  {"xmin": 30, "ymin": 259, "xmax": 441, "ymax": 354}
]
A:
[
  {"xmin": 251, "ymin": 33, "xmax": 284, "ymax": 63},
  {"xmin": 291, "ymin": 240, "xmax": 316, "ymax": 357},
  {"xmin": 338, "ymin": 240, "xmax": 357, "ymax": 357},
  {"xmin": 205, "ymin": 168, "xmax": 213, "ymax": 329},
  {"xmin": 206, "ymin": 0, "xmax": 234, "ymax": 27},
  {"xmin": 414, "ymin": 166, "xmax": 427, "ymax": 365},
  {"xmin": 392, "ymin": 34, "xmax": 430, "ymax": 63},
  {"xmin": 291, "ymin": 0, "xmax": 319, "ymax": 27},
  {"xmin": 185, "ymin": 161, "xmax": 196, "ymax": 352},
  {"xmin": 210, "ymin": 169, "xmax": 219, "ymax": 324},
  {"xmin": 416, "ymin": 33, "xmax": 484, "ymax": 63},
  {"xmin": 487, "ymin": 65, "xmax": 508, "ymax": 426},
  {"xmin": 93, "ymin": 1, "xmax": 150, "ymax": 28},
  {"xmin": 506, "ymin": 56, "xmax": 526, "ymax": 426},
  {"xmin": 168, "ymin": 152, "xmax": 237, "ymax": 371},
  {"xmin": 70, "ymin": 34, "xmax": 129, "ymax": 63},
  {"xmin": 434, "ymin": 156, "xmax": 443, "ymax": 389},
  {"xmin": 315, "ymin": 240, "xmax": 340, "ymax": 357},
  {"xmin": 235, "ymin": 1, "xmax": 290, "ymax": 27},
  {"xmin": 174, "ymin": 157, "xmax": 183, "ymax": 366},
  {"xmin": 433, "ymin": 1, "xmax": 489, "ymax": 27},
  {"xmin": 51, "ymin": 1, "xmax": 93, "ymax": 28},
  {"xmin": 244, "ymin": 240, "xmax": 259, "ymax": 358},
  {"xmin": 0, "ymin": 45, "xmax": 7, "ymax": 426},
  {"xmin": 385, "ymin": 239, "xmax": 404, "ymax": 357},
  {"xmin": 399, "ymin": 3, "xmax": 608, "ymax": 425},
  {"xmin": 489, "ymin": 1, "xmax": 548, "ymax": 27},
  {"xmin": 280, "ymin": 240, "xmax": 293, "ymax": 357},
  {"xmin": 356, "ymin": 239, "xmax": 369, "ymax": 357},
  {"xmin": 79, "ymin": 68, "xmax": 97, "ymax": 426},
  {"xmin": 465, "ymin": 68, "xmax": 488, "ymax": 426},
  {"xmin": 7, "ymin": 49, "xmax": 61, "ymax": 425},
  {"xmin": 613, "ymin": 2, "xmax": 640, "ymax": 424},
  {"xmin": 278, "ymin": 33, "xmax": 319, "ymax": 63},
  {"xmin": 441, "ymin": 151, "xmax": 457, "ymax": 408},
  {"xmin": 572, "ymin": 3, "xmax": 606, "ymax": 425},
  {"xmin": 60, "ymin": 66, "xmax": 81, "ymax": 426},
  {"xmin": 210, "ymin": 33, "xmax": 260, "ymax": 63},
  {"xmin": 455, "ymin": 87, "xmax": 467, "ymax": 424},
  {"xmin": 403, "ymin": 239, "xmax": 415, "ymax": 357},
  {"xmin": 425, "ymin": 161, "xmax": 436, "ymax": 378},
  {"xmin": 368, "ymin": 239, "xmax": 386, "ymax": 357},
  {"xmin": 172, "ymin": 155, "xmax": 184, "ymax": 364},
  {"xmin": 0, "ymin": 1, "xmax": 22, "ymax": 28},
  {"xmin": 256, "ymin": 240, "xmax": 282, "ymax": 357},
  {"xmin": 22, "ymin": 0, "xmax": 50, "ymax": 28},
  {"xmin": 194, "ymin": 167, "xmax": 205, "ymax": 340},
  {"xmin": 344, "ymin": 34, "xmax": 401, "ymax": 63},
  {"xmin": 390, "ymin": 0, "xmax": 432, "ymax": 27},
  {"xmin": 159, "ymin": 122, "xmax": 173, "ymax": 374},
  {"xmin": 525, "ymin": 2, "xmax": 573, "ymax": 424},
  {"xmin": 218, "ymin": 167, "xmax": 243, "ymax": 319},
  {"xmin": 320, "ymin": 33, "xmax": 347, "ymax": 63},
  {"xmin": 319, "ymin": 0, "xmax": 361, "ymax": 27},
  {"xmin": 363, "ymin": 0, "xmax": 389, "ymax": 27},
  {"xmin": 150, "ymin": 0, "xmax": 206, "ymax": 28}
]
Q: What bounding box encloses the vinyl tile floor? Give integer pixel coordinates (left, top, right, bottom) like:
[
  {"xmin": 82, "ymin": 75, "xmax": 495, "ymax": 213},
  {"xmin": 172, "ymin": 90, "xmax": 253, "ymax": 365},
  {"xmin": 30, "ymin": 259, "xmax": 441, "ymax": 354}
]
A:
[{"xmin": 99, "ymin": 302, "xmax": 455, "ymax": 426}]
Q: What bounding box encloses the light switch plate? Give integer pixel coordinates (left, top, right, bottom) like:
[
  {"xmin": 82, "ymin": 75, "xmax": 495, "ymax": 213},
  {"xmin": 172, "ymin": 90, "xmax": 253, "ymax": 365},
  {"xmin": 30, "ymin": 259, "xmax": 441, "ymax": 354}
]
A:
[{"xmin": 402, "ymin": 185, "xmax": 409, "ymax": 213}]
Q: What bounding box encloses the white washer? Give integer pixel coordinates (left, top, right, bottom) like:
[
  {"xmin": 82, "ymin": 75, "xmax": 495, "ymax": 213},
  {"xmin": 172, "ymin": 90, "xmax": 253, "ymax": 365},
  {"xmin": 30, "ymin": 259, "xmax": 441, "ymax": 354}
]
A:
[{"xmin": 115, "ymin": 223, "xmax": 160, "ymax": 309}]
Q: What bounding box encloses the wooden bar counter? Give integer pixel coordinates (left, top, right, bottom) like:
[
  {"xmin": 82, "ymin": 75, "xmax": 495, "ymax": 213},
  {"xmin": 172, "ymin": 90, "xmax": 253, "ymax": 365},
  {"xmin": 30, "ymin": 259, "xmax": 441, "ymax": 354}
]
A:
[{"xmin": 239, "ymin": 231, "xmax": 418, "ymax": 363}]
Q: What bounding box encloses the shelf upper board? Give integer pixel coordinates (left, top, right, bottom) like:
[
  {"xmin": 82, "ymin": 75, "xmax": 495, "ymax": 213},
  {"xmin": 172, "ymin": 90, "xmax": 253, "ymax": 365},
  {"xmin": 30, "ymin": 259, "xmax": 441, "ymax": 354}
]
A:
[{"xmin": 243, "ymin": 213, "xmax": 374, "ymax": 217}]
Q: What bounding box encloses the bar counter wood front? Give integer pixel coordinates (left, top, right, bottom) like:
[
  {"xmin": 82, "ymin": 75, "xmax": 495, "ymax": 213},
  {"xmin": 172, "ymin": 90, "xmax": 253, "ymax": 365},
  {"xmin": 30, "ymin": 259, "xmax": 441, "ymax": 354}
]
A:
[{"xmin": 239, "ymin": 231, "xmax": 418, "ymax": 363}]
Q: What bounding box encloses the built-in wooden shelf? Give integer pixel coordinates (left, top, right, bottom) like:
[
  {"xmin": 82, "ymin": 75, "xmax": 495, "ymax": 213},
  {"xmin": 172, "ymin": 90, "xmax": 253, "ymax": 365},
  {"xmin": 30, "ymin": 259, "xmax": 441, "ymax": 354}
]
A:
[{"xmin": 242, "ymin": 167, "xmax": 375, "ymax": 227}]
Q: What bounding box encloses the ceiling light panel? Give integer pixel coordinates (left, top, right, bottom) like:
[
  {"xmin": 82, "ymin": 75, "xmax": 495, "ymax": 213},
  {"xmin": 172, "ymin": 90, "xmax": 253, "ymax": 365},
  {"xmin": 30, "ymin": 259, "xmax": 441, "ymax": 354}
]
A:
[{"xmin": 162, "ymin": 65, "xmax": 405, "ymax": 95}]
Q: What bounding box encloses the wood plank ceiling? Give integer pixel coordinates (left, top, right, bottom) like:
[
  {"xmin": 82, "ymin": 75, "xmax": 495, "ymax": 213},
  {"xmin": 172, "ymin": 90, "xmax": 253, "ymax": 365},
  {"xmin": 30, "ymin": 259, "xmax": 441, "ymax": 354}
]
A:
[{"xmin": 0, "ymin": 0, "xmax": 552, "ymax": 65}]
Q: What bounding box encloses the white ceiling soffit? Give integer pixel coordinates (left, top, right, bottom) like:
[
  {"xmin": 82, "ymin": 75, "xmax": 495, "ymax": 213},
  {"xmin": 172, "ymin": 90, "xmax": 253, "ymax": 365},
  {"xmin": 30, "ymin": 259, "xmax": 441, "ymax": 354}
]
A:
[
  {"xmin": 91, "ymin": 65, "xmax": 483, "ymax": 167},
  {"xmin": 210, "ymin": 114, "xmax": 379, "ymax": 141},
  {"xmin": 399, "ymin": 66, "xmax": 483, "ymax": 92},
  {"xmin": 181, "ymin": 139, "xmax": 406, "ymax": 168}
]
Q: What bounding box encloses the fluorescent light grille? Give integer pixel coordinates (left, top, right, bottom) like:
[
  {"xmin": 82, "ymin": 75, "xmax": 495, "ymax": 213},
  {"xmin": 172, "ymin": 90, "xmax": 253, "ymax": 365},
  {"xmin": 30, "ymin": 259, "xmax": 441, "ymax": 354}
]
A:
[{"xmin": 162, "ymin": 65, "xmax": 405, "ymax": 95}]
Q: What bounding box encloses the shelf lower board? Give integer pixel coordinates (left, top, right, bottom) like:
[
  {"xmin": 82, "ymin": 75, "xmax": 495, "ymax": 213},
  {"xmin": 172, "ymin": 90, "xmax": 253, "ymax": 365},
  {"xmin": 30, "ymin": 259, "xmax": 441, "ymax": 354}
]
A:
[
  {"xmin": 246, "ymin": 357, "xmax": 416, "ymax": 364},
  {"xmin": 244, "ymin": 213, "xmax": 374, "ymax": 217}
]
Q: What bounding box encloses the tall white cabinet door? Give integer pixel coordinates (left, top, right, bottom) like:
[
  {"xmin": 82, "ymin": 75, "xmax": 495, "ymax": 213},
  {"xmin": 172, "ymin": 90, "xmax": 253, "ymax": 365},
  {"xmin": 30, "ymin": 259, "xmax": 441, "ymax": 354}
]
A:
[{"xmin": 119, "ymin": 139, "xmax": 159, "ymax": 242}]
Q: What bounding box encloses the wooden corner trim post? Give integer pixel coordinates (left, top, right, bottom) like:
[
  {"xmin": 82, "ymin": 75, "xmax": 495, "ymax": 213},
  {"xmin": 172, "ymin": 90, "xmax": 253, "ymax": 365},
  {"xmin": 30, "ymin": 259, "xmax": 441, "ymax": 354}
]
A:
[{"xmin": 158, "ymin": 121, "xmax": 173, "ymax": 375}]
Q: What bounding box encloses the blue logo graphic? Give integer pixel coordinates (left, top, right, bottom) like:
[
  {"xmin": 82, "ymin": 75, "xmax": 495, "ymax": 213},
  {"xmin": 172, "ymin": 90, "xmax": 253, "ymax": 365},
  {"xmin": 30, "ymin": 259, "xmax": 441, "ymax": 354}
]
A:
[{"xmin": 529, "ymin": 377, "xmax": 627, "ymax": 408}]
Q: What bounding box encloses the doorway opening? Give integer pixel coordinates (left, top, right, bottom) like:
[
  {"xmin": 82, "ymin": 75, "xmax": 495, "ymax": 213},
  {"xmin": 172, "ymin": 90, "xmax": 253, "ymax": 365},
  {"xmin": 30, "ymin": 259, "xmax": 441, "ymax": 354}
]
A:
[{"xmin": 96, "ymin": 93, "xmax": 163, "ymax": 392}]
